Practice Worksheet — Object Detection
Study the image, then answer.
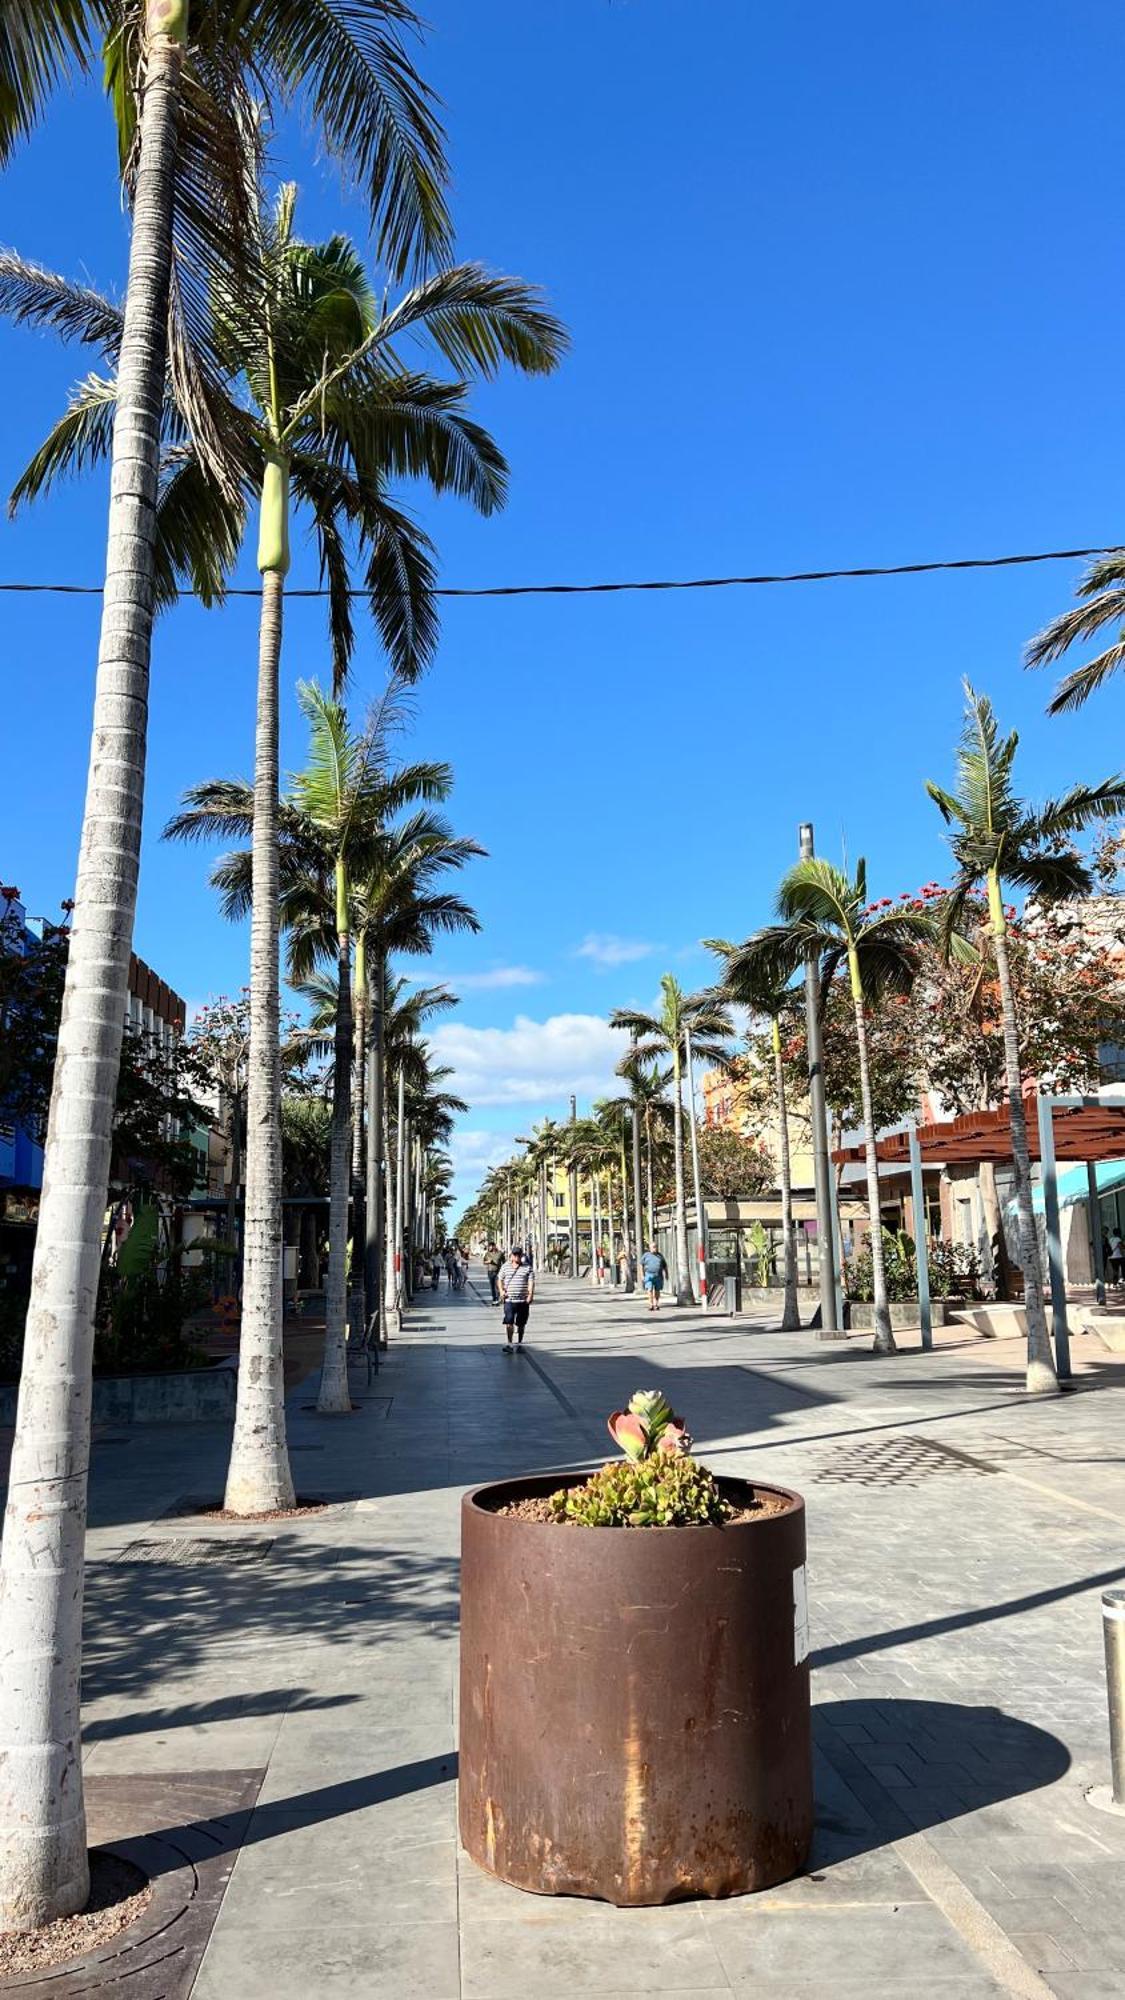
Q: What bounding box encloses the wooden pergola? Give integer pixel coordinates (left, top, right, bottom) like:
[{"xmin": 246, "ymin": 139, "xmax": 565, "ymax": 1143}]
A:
[
  {"xmin": 833, "ymin": 1099, "xmax": 1125, "ymax": 1171},
  {"xmin": 831, "ymin": 1094, "xmax": 1125, "ymax": 1376}
]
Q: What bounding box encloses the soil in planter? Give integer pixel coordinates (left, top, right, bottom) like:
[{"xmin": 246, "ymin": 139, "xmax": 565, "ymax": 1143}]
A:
[
  {"xmin": 0, "ymin": 1852, "xmax": 150, "ymax": 1977},
  {"xmin": 494, "ymin": 1484, "xmax": 791, "ymax": 1526}
]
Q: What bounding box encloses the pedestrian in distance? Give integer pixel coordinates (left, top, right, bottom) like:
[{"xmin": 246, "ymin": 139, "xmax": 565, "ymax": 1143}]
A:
[
  {"xmin": 1110, "ymin": 1229, "xmax": 1124, "ymax": 1285},
  {"xmin": 483, "ymin": 1242, "xmax": 503, "ymax": 1304},
  {"xmin": 640, "ymin": 1242, "xmax": 668, "ymax": 1312},
  {"xmin": 500, "ymin": 1245, "xmax": 534, "ymax": 1349}
]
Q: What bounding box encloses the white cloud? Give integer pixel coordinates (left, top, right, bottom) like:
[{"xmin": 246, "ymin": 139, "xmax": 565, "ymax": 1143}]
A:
[
  {"xmin": 430, "ymin": 1012, "xmax": 624, "ymax": 1109},
  {"xmin": 575, "ymin": 932, "xmax": 656, "ymax": 969},
  {"xmin": 446, "ymin": 964, "xmax": 545, "ymax": 991}
]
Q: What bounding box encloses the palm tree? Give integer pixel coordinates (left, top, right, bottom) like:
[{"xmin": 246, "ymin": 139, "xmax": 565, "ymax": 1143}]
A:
[
  {"xmin": 610, "ymin": 1052, "xmax": 673, "ymax": 1247},
  {"xmin": 1026, "ymin": 552, "xmax": 1125, "ymax": 712},
  {"xmin": 926, "ymin": 683, "xmax": 1125, "ymax": 1394},
  {"xmin": 728, "ymin": 864, "xmax": 933, "ymax": 1354},
  {"xmin": 0, "ymin": 3, "xmax": 455, "ymax": 1932},
  {"xmin": 348, "ymin": 824, "xmax": 482, "ymax": 1328},
  {"xmin": 704, "ymin": 951, "xmax": 802, "ymax": 1331},
  {"xmin": 4, "ymin": 182, "xmax": 561, "ymax": 1487},
  {"xmin": 611, "ymin": 978, "xmax": 733, "ymax": 1305}
]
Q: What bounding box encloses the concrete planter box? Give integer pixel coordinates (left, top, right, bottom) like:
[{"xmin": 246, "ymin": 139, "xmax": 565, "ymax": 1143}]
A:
[
  {"xmin": 846, "ymin": 1299, "xmax": 959, "ymax": 1330},
  {"xmin": 740, "ymin": 1285, "xmax": 821, "ymax": 1312},
  {"xmin": 0, "ymin": 1360, "xmax": 237, "ymax": 1427},
  {"xmin": 459, "ymin": 1471, "xmax": 813, "ymax": 1907}
]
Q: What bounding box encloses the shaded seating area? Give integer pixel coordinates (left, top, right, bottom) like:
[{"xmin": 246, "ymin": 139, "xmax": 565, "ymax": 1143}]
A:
[{"xmin": 833, "ymin": 1093, "xmax": 1125, "ymax": 1377}]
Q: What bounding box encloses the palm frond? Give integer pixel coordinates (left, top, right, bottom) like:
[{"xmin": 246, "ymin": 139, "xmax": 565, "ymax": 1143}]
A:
[
  {"xmin": 0, "ymin": 1, "xmax": 107, "ymax": 164},
  {"xmin": 1033, "ymin": 778, "xmax": 1125, "ymax": 839},
  {"xmin": 1046, "ymin": 647, "xmax": 1125, "ymax": 716},
  {"xmin": 162, "ymin": 779, "xmax": 255, "ymax": 845},
  {"xmin": 0, "ymin": 249, "xmax": 122, "ymax": 357},
  {"xmin": 360, "ymin": 496, "xmax": 440, "ymax": 682},
  {"xmin": 372, "ymin": 262, "xmax": 567, "ymax": 377},
  {"xmin": 9, "ymin": 371, "xmax": 117, "ymax": 512},
  {"xmin": 246, "ymin": 0, "xmax": 452, "ymax": 279}
]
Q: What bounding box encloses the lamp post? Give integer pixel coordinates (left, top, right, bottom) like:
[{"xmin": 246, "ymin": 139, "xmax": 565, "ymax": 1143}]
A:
[
  {"xmin": 799, "ymin": 823, "xmax": 843, "ymax": 1339},
  {"xmin": 685, "ymin": 1025, "xmax": 708, "ymax": 1309}
]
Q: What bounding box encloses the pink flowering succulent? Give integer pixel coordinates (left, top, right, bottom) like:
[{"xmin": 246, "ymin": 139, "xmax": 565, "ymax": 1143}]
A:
[{"xmin": 607, "ymin": 1389, "xmax": 692, "ymax": 1462}]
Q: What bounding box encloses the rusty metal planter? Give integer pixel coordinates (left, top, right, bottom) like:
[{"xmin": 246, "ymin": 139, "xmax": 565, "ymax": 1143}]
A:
[{"xmin": 459, "ymin": 1472, "xmax": 812, "ymax": 1906}]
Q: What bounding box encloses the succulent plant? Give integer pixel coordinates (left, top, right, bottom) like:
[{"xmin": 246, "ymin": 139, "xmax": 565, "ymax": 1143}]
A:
[
  {"xmin": 551, "ymin": 1456, "xmax": 730, "ymax": 1529},
  {"xmin": 607, "ymin": 1388, "xmax": 692, "ymax": 1463}
]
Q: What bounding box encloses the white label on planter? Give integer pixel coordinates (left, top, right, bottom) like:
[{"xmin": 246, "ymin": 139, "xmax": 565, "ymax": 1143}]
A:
[{"xmin": 793, "ymin": 1564, "xmax": 810, "ymax": 1664}]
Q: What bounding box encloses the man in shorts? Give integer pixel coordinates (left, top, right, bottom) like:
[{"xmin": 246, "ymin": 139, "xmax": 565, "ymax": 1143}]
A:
[
  {"xmin": 499, "ymin": 1246, "xmax": 534, "ymax": 1349},
  {"xmin": 640, "ymin": 1242, "xmax": 668, "ymax": 1312},
  {"xmin": 483, "ymin": 1242, "xmax": 503, "ymax": 1302}
]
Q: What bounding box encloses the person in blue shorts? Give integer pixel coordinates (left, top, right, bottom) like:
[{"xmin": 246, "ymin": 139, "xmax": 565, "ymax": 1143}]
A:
[{"xmin": 640, "ymin": 1243, "xmax": 667, "ymax": 1312}]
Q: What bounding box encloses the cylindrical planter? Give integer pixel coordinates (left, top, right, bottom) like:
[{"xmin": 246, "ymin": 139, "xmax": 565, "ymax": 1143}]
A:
[{"xmin": 459, "ymin": 1473, "xmax": 812, "ymax": 1906}]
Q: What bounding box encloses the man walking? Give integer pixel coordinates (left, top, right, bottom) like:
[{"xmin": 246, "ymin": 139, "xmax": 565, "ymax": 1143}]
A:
[
  {"xmin": 500, "ymin": 1246, "xmax": 534, "ymax": 1350},
  {"xmin": 640, "ymin": 1242, "xmax": 668, "ymax": 1313},
  {"xmin": 483, "ymin": 1241, "xmax": 503, "ymax": 1303}
]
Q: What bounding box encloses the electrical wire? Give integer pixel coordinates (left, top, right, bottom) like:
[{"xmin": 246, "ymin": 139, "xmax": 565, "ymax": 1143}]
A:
[{"xmin": 0, "ymin": 543, "xmax": 1111, "ymax": 601}]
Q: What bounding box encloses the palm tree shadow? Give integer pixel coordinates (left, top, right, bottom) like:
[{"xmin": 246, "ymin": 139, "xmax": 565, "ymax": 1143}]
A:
[
  {"xmin": 143, "ymin": 1751, "xmax": 459, "ymax": 1877},
  {"xmin": 811, "ymin": 1697, "xmax": 1069, "ymax": 1865}
]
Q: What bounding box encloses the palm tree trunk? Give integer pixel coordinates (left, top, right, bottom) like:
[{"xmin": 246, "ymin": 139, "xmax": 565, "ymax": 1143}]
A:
[
  {"xmin": 350, "ymin": 934, "xmax": 366, "ymax": 1274},
  {"xmin": 645, "ymin": 1114, "xmax": 655, "ymax": 1245},
  {"xmin": 0, "ymin": 15, "xmax": 187, "ymax": 1929},
  {"xmin": 225, "ymin": 566, "xmax": 297, "ymax": 1507},
  {"xmin": 849, "ymin": 962, "xmax": 895, "ymax": 1354},
  {"xmin": 672, "ymin": 1047, "xmax": 693, "ymax": 1304},
  {"xmin": 365, "ymin": 950, "xmax": 385, "ymax": 1341},
  {"xmin": 319, "ymin": 863, "xmax": 353, "ymax": 1413},
  {"xmin": 383, "ymin": 1092, "xmax": 397, "ymax": 1326},
  {"xmin": 774, "ymin": 1018, "xmax": 801, "ymax": 1332},
  {"xmin": 223, "ymin": 1087, "xmax": 242, "ymax": 1296},
  {"xmin": 991, "ymin": 899, "xmax": 1058, "ymax": 1394}
]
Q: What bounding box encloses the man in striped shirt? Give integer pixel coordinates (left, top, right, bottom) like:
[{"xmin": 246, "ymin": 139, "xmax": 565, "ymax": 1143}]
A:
[{"xmin": 499, "ymin": 1248, "xmax": 535, "ymax": 1350}]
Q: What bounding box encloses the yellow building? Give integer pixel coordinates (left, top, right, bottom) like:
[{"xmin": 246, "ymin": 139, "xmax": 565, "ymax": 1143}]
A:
[{"xmin": 700, "ymin": 1062, "xmax": 816, "ymax": 1193}]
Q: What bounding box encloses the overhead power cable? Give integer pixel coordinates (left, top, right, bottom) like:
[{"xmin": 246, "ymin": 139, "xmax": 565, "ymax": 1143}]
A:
[{"xmin": 0, "ymin": 543, "xmax": 1110, "ymax": 601}]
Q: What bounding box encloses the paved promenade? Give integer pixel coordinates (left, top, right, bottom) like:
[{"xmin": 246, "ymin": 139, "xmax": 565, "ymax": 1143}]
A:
[{"xmin": 22, "ymin": 1277, "xmax": 1125, "ymax": 1997}]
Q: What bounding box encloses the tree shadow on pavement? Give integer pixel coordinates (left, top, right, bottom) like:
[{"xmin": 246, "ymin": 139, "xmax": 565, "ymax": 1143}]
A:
[{"xmin": 81, "ymin": 1542, "xmax": 461, "ymax": 1703}]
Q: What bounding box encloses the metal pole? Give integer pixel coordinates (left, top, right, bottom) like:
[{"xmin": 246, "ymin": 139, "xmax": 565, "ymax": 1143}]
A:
[
  {"xmin": 826, "ymin": 1151, "xmax": 846, "ymax": 1332},
  {"xmin": 907, "ymin": 1118, "xmax": 933, "ymax": 1352},
  {"xmin": 1104, "ymin": 1590, "xmax": 1125, "ymax": 1807},
  {"xmin": 632, "ymin": 1104, "xmax": 645, "ymax": 1284},
  {"xmin": 568, "ymin": 1094, "xmax": 579, "ymax": 1278},
  {"xmin": 1037, "ymin": 1092, "xmax": 1071, "ymax": 1381},
  {"xmin": 1088, "ymin": 1160, "xmax": 1107, "ymax": 1306},
  {"xmin": 800, "ymin": 822, "xmax": 842, "ymax": 1338},
  {"xmin": 685, "ymin": 1026, "xmax": 708, "ymax": 1310}
]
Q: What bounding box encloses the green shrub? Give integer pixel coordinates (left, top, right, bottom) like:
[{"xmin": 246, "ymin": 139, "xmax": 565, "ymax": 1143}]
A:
[{"xmin": 551, "ymin": 1455, "xmax": 731, "ymax": 1528}]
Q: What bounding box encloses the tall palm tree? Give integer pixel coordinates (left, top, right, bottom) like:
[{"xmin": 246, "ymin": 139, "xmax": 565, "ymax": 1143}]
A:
[
  {"xmin": 4, "ymin": 182, "xmax": 561, "ymax": 1493},
  {"xmin": 704, "ymin": 951, "xmax": 802, "ymax": 1331},
  {"xmin": 1026, "ymin": 552, "xmax": 1125, "ymax": 713},
  {"xmin": 611, "ymin": 977, "xmax": 733, "ymax": 1305},
  {"xmin": 348, "ymin": 823, "xmax": 482, "ymax": 1327},
  {"xmin": 609, "ymin": 1052, "xmax": 673, "ymax": 1247},
  {"xmin": 0, "ymin": 3, "xmax": 454, "ymax": 1933},
  {"xmin": 729, "ymin": 863, "xmax": 933, "ymax": 1354},
  {"xmin": 167, "ymin": 679, "xmax": 462, "ymax": 1409},
  {"xmin": 926, "ymin": 683, "xmax": 1125, "ymax": 1394}
]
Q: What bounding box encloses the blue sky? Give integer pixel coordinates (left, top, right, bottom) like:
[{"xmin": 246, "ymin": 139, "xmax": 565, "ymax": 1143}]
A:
[{"xmin": 2, "ymin": 0, "xmax": 1125, "ymax": 1214}]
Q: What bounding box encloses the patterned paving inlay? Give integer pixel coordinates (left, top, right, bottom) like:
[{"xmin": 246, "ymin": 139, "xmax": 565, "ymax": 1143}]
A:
[
  {"xmin": 118, "ymin": 1537, "xmax": 276, "ymax": 1567},
  {"xmin": 813, "ymin": 1433, "xmax": 997, "ymax": 1486}
]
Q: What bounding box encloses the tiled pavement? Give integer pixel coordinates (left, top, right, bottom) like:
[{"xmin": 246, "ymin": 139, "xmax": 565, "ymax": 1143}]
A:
[{"xmin": 21, "ymin": 1276, "xmax": 1125, "ymax": 1996}]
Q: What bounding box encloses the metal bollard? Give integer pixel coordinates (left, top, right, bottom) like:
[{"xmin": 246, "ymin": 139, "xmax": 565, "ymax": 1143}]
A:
[{"xmin": 1104, "ymin": 1589, "xmax": 1125, "ymax": 1807}]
